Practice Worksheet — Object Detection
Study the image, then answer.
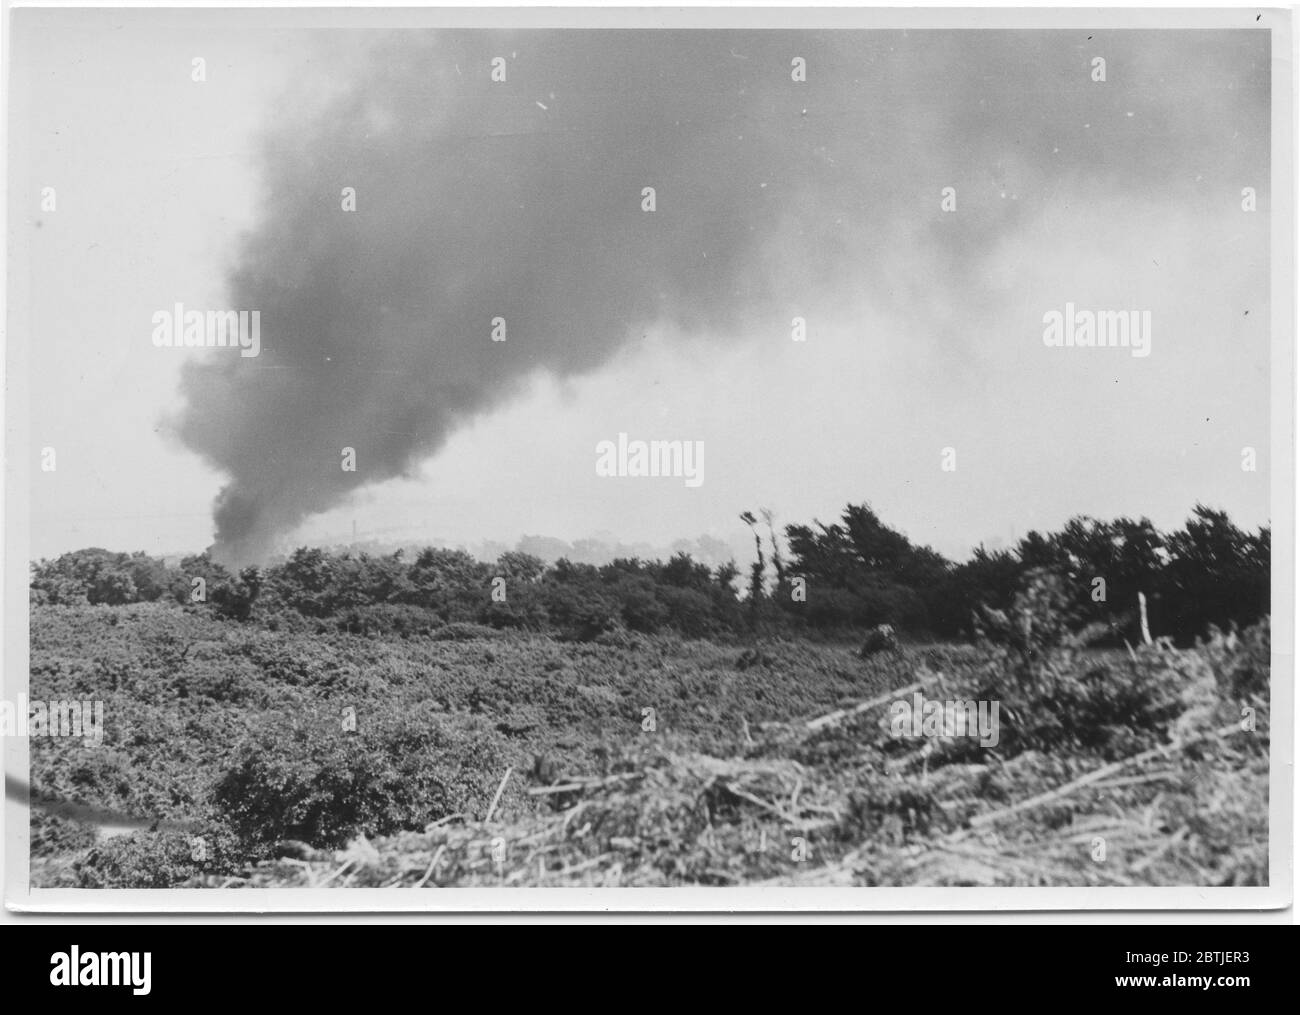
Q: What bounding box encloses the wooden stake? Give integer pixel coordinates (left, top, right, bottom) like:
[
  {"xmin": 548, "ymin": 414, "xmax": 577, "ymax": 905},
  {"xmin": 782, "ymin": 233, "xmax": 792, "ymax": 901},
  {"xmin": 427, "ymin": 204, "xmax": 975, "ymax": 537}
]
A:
[{"xmin": 484, "ymin": 765, "xmax": 513, "ymax": 824}]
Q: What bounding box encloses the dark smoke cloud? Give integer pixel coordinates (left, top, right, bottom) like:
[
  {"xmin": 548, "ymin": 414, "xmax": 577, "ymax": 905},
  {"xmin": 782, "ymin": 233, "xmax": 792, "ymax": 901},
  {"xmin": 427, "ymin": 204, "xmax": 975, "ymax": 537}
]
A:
[{"xmin": 175, "ymin": 30, "xmax": 1267, "ymax": 564}]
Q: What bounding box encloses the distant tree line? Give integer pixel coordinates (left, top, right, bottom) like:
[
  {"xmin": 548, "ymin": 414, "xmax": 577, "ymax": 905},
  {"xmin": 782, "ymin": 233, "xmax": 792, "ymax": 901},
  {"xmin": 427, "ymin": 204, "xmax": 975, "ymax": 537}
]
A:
[
  {"xmin": 28, "ymin": 544, "xmax": 744, "ymax": 641},
  {"xmin": 781, "ymin": 503, "xmax": 1268, "ymax": 644},
  {"xmin": 30, "ymin": 503, "xmax": 1268, "ymax": 644}
]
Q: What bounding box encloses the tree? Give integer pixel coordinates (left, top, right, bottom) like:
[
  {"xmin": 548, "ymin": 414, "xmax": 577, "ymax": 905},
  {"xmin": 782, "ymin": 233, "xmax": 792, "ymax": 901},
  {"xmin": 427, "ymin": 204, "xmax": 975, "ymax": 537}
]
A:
[
  {"xmin": 495, "ymin": 551, "xmax": 545, "ymax": 584},
  {"xmin": 1161, "ymin": 506, "xmax": 1268, "ymax": 642},
  {"xmin": 269, "ymin": 547, "xmax": 338, "ymax": 617},
  {"xmin": 739, "ymin": 511, "xmax": 766, "ymax": 632},
  {"xmin": 784, "ymin": 503, "xmax": 954, "ymax": 633}
]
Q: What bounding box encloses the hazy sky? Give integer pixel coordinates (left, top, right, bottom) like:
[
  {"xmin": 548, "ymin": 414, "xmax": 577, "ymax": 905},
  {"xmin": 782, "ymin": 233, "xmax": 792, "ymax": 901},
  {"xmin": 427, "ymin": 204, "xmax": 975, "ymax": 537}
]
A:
[{"xmin": 12, "ymin": 14, "xmax": 1272, "ymax": 564}]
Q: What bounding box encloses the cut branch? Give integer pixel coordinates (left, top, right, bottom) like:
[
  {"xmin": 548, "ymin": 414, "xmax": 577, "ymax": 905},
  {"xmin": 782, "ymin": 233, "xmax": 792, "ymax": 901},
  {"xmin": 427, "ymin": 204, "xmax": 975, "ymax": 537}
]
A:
[
  {"xmin": 960, "ymin": 721, "xmax": 1243, "ymax": 836},
  {"xmin": 805, "ymin": 676, "xmax": 933, "ymax": 732}
]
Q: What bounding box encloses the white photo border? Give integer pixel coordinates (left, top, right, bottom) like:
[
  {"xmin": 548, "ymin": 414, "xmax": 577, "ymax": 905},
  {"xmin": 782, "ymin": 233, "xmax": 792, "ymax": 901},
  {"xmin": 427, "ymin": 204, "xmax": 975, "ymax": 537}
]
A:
[{"xmin": 3, "ymin": 2, "xmax": 1293, "ymax": 914}]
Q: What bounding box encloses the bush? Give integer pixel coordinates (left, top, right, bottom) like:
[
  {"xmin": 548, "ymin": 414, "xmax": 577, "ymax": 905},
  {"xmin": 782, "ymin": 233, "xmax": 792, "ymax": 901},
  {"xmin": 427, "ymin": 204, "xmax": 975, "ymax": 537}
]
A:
[
  {"xmin": 72, "ymin": 825, "xmax": 244, "ymax": 888},
  {"xmin": 480, "ymin": 586, "xmax": 549, "ymax": 631},
  {"xmin": 213, "ymin": 706, "xmax": 513, "ymax": 850},
  {"xmin": 30, "ymin": 549, "xmax": 176, "ymax": 606},
  {"xmin": 615, "ymin": 581, "xmax": 670, "ymax": 634},
  {"xmin": 656, "ymin": 587, "xmax": 721, "ymax": 638},
  {"xmin": 1201, "ymin": 621, "xmax": 1269, "ymax": 703},
  {"xmin": 335, "ymin": 603, "xmax": 443, "ymax": 638},
  {"xmin": 431, "ymin": 622, "xmax": 507, "ymax": 642},
  {"xmin": 31, "ymin": 812, "xmax": 97, "ymax": 857},
  {"xmin": 968, "ymin": 571, "xmax": 1214, "ymax": 758},
  {"xmin": 542, "ymin": 580, "xmax": 620, "ymax": 642}
]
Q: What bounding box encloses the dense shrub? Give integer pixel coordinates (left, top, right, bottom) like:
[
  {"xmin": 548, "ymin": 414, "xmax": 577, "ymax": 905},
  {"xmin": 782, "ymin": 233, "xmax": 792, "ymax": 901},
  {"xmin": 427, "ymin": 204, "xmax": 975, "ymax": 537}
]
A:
[
  {"xmin": 966, "ymin": 571, "xmax": 1218, "ymax": 758},
  {"xmin": 213, "ymin": 706, "xmax": 512, "ymax": 849},
  {"xmin": 30, "ymin": 549, "xmax": 172, "ymax": 606},
  {"xmin": 480, "ymin": 585, "xmax": 549, "ymax": 630},
  {"xmin": 30, "ymin": 812, "xmax": 97, "ymax": 857},
  {"xmin": 541, "ymin": 571, "xmax": 621, "ymax": 642},
  {"xmin": 1201, "ymin": 621, "xmax": 1269, "ymax": 703},
  {"xmin": 431, "ymin": 621, "xmax": 508, "ymax": 641},
  {"xmin": 335, "ymin": 603, "xmax": 443, "ymax": 638},
  {"xmin": 612, "ymin": 578, "xmax": 670, "ymax": 634},
  {"xmin": 72, "ymin": 825, "xmax": 244, "ymax": 888},
  {"xmin": 401, "ymin": 548, "xmax": 492, "ymax": 621}
]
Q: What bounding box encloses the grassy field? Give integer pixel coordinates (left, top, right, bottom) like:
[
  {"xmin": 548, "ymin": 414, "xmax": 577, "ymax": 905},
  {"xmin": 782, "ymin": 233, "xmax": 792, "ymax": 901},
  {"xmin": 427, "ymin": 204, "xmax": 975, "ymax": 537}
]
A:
[{"xmin": 28, "ymin": 601, "xmax": 1269, "ymax": 888}]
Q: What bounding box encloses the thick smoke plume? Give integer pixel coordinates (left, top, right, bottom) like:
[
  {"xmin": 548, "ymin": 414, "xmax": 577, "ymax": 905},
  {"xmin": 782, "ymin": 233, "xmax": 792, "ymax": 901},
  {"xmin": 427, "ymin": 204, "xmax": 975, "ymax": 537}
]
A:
[{"xmin": 174, "ymin": 31, "xmax": 1266, "ymax": 564}]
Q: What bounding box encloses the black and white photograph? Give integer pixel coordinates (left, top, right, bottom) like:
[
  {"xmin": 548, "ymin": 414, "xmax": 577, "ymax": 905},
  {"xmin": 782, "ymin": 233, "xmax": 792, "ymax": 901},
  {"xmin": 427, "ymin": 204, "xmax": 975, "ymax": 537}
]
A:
[{"xmin": 2, "ymin": 4, "xmax": 1292, "ymax": 912}]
